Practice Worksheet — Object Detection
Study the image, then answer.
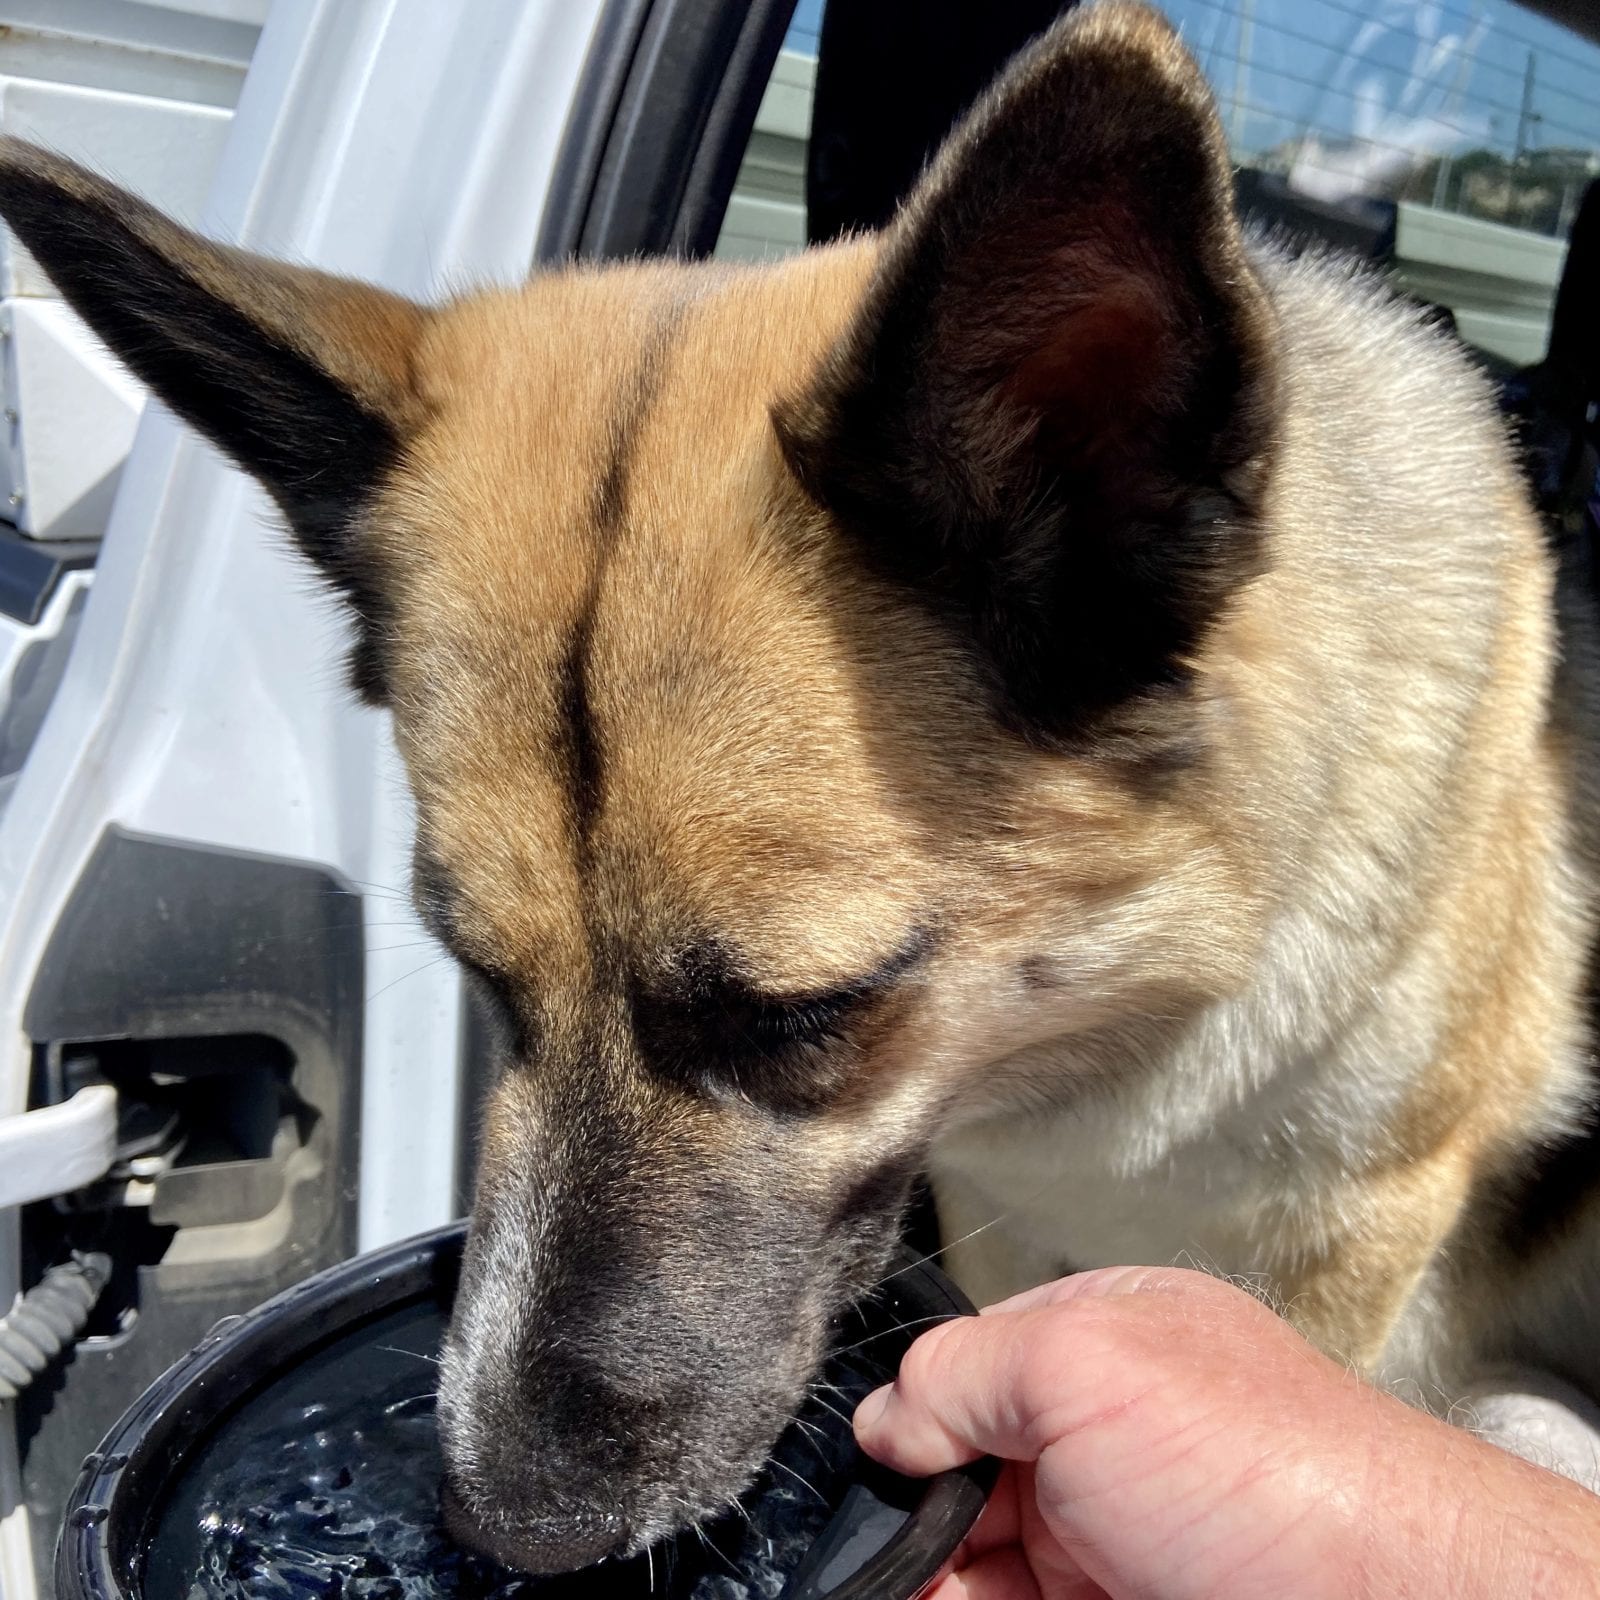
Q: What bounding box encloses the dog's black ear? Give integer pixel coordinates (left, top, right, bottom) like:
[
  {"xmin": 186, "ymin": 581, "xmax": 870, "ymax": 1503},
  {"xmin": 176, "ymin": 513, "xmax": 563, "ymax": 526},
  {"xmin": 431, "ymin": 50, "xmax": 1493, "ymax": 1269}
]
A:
[
  {"xmin": 777, "ymin": 1, "xmax": 1278, "ymax": 746},
  {"xmin": 0, "ymin": 137, "xmax": 428, "ymax": 700}
]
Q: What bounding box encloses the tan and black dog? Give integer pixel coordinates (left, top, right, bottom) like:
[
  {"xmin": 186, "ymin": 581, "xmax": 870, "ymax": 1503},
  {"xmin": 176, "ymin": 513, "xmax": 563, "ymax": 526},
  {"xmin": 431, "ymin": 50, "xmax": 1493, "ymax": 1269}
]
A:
[{"xmin": 4, "ymin": 0, "xmax": 1598, "ymax": 1572}]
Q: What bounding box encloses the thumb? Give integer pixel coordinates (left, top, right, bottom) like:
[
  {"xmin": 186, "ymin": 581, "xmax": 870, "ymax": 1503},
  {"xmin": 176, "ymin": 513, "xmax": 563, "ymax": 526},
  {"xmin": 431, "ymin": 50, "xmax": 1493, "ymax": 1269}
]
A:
[{"xmin": 853, "ymin": 1265, "xmax": 1207, "ymax": 1476}]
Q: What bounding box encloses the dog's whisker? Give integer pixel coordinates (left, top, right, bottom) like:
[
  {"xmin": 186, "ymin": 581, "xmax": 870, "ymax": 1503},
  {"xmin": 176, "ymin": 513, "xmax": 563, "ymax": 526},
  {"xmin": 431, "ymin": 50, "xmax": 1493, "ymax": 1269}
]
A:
[
  {"xmin": 809, "ymin": 1377, "xmax": 855, "ymax": 1398},
  {"xmin": 366, "ymin": 952, "xmax": 456, "ymax": 1004},
  {"xmin": 343, "ymin": 877, "xmax": 412, "ymax": 898},
  {"xmin": 318, "ymin": 887, "xmax": 411, "ymax": 906},
  {"xmin": 805, "ymin": 1392, "xmax": 854, "ymax": 1428},
  {"xmin": 767, "ymin": 1458, "xmax": 828, "ymax": 1506},
  {"xmin": 228, "ymin": 917, "xmax": 423, "ymax": 946},
  {"xmin": 809, "ymin": 1378, "xmax": 870, "ymax": 1416},
  {"xmin": 699, "ymin": 1523, "xmax": 741, "ymax": 1579},
  {"xmin": 786, "ymin": 1415, "xmax": 833, "ymax": 1466},
  {"xmin": 879, "ymin": 1209, "xmax": 1018, "ymax": 1284},
  {"xmin": 376, "ymin": 1345, "xmax": 440, "ymax": 1367},
  {"xmin": 828, "ymin": 1312, "xmax": 952, "ymax": 1358}
]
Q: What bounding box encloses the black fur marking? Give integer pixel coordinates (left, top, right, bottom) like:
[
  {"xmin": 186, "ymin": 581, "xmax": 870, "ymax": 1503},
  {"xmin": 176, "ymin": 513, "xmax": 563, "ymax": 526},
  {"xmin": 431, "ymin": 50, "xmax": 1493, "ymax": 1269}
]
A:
[
  {"xmin": 1019, "ymin": 954, "xmax": 1061, "ymax": 991},
  {"xmin": 556, "ymin": 609, "xmax": 606, "ymax": 845},
  {"xmin": 902, "ymin": 1175, "xmax": 944, "ymax": 1261},
  {"xmin": 409, "ymin": 844, "xmax": 531, "ymax": 1058},
  {"xmin": 588, "ymin": 380, "xmax": 647, "ymax": 534},
  {"xmin": 558, "ymin": 306, "xmax": 687, "ymax": 849},
  {"xmin": 589, "ymin": 300, "xmax": 685, "ymax": 533},
  {"xmin": 775, "ymin": 8, "xmax": 1277, "ymax": 750},
  {"xmin": 0, "ymin": 144, "xmax": 404, "ymax": 701},
  {"xmin": 1494, "ymin": 1057, "xmax": 1600, "ymax": 1256},
  {"xmin": 345, "ymin": 626, "xmax": 393, "ymax": 705},
  {"xmin": 830, "ymin": 1158, "xmax": 920, "ymax": 1238},
  {"xmin": 632, "ymin": 930, "xmax": 934, "ymax": 1112}
]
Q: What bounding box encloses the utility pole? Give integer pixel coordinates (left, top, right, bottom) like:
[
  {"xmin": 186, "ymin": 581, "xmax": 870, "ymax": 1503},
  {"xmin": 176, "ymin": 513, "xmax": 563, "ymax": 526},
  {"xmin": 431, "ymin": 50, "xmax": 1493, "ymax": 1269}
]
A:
[
  {"xmin": 1231, "ymin": 0, "xmax": 1256, "ymax": 152},
  {"xmin": 1514, "ymin": 48, "xmax": 1541, "ymax": 162},
  {"xmin": 1514, "ymin": 47, "xmax": 1544, "ymax": 230},
  {"xmin": 1433, "ymin": 0, "xmax": 1484, "ymax": 213}
]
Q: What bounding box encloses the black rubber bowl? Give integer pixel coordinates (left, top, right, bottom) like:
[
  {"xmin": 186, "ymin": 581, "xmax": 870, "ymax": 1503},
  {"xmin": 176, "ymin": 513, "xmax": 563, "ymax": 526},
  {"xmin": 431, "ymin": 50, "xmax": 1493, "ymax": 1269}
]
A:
[{"xmin": 56, "ymin": 1222, "xmax": 995, "ymax": 1599}]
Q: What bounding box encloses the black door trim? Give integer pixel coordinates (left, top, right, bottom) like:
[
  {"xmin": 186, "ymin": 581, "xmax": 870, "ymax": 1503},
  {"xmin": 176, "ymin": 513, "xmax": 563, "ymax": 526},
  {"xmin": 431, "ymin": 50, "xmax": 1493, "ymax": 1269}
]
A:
[{"xmin": 537, "ymin": 0, "xmax": 800, "ymax": 263}]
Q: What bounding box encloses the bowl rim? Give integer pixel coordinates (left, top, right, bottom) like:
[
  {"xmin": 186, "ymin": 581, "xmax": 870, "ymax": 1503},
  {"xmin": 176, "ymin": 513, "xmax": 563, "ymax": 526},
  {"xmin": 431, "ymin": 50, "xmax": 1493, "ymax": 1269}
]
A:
[{"xmin": 55, "ymin": 1221, "xmax": 995, "ymax": 1600}]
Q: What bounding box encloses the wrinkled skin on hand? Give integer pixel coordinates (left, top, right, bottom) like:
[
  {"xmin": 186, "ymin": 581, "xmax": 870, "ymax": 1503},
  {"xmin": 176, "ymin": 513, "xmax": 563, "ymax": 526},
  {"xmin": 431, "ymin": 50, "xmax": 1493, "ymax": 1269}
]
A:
[{"xmin": 854, "ymin": 1267, "xmax": 1600, "ymax": 1600}]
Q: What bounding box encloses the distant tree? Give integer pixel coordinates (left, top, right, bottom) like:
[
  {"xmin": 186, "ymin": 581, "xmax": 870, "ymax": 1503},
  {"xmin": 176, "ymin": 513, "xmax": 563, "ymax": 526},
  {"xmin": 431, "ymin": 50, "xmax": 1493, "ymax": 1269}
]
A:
[{"xmin": 1396, "ymin": 146, "xmax": 1597, "ymax": 236}]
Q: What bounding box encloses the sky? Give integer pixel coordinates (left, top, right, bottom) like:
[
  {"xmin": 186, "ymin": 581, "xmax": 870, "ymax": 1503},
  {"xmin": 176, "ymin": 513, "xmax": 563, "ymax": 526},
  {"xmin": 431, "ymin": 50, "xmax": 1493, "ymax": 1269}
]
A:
[
  {"xmin": 787, "ymin": 0, "xmax": 824, "ymax": 56},
  {"xmin": 1163, "ymin": 0, "xmax": 1600, "ymax": 167},
  {"xmin": 782, "ymin": 0, "xmax": 1600, "ymax": 171}
]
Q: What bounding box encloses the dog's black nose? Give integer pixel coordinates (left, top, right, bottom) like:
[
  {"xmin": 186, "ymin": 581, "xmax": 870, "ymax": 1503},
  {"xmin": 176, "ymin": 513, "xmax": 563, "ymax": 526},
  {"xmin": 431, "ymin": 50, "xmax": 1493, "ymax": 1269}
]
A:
[{"xmin": 441, "ymin": 1482, "xmax": 627, "ymax": 1574}]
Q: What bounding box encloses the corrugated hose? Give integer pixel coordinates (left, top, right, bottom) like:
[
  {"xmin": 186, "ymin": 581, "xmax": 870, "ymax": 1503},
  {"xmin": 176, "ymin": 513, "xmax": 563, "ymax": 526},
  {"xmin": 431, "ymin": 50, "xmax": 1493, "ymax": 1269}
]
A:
[{"xmin": 0, "ymin": 1252, "xmax": 112, "ymax": 1401}]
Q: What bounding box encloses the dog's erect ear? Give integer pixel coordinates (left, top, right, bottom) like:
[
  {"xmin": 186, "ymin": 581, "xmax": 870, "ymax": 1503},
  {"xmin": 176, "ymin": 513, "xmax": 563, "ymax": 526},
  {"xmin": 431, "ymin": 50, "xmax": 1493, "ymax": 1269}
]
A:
[
  {"xmin": 777, "ymin": 1, "xmax": 1278, "ymax": 746},
  {"xmin": 0, "ymin": 137, "xmax": 428, "ymax": 699}
]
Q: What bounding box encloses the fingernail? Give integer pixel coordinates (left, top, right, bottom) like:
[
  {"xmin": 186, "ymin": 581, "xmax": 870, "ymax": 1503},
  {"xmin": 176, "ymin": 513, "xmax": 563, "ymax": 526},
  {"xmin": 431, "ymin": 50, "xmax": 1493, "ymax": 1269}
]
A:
[{"xmin": 853, "ymin": 1383, "xmax": 893, "ymax": 1438}]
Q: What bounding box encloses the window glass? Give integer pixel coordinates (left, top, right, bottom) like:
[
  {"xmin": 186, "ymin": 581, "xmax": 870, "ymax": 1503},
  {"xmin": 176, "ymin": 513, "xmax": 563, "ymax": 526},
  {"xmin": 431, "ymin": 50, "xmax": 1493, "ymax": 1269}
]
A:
[
  {"xmin": 1167, "ymin": 0, "xmax": 1600, "ymax": 365},
  {"xmin": 714, "ymin": 0, "xmax": 1599, "ymax": 370},
  {"xmin": 715, "ymin": 3, "xmax": 820, "ymax": 261}
]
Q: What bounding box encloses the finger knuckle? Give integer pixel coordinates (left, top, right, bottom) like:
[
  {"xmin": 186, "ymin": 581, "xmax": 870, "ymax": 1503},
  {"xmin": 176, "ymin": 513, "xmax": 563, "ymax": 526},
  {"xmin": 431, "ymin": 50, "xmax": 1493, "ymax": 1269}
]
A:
[{"xmin": 897, "ymin": 1316, "xmax": 962, "ymax": 1396}]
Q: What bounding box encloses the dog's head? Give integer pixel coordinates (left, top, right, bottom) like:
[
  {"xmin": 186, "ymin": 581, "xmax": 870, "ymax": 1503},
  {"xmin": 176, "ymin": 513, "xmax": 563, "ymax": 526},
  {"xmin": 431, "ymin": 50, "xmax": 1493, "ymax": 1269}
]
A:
[{"xmin": 0, "ymin": 1, "xmax": 1279, "ymax": 1571}]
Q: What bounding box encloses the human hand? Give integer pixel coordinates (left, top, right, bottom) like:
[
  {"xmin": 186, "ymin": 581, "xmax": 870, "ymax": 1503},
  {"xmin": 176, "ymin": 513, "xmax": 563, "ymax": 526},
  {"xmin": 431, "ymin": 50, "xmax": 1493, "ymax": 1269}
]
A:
[{"xmin": 853, "ymin": 1265, "xmax": 1600, "ymax": 1599}]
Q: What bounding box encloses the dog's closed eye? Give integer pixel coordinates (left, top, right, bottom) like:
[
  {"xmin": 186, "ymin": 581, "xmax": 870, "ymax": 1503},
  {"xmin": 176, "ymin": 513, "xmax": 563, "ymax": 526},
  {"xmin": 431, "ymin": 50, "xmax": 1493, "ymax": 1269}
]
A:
[
  {"xmin": 633, "ymin": 933, "xmax": 933, "ymax": 1111},
  {"xmin": 738, "ymin": 988, "xmax": 867, "ymax": 1048}
]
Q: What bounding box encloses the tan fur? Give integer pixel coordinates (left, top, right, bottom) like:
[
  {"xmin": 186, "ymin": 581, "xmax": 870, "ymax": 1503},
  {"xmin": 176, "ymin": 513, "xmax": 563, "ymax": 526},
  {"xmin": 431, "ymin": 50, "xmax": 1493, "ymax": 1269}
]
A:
[
  {"xmin": 380, "ymin": 248, "xmax": 1263, "ymax": 1091},
  {"xmin": 343, "ymin": 230, "xmax": 1598, "ymax": 1396},
  {"xmin": 4, "ymin": 0, "xmax": 1597, "ymax": 1549}
]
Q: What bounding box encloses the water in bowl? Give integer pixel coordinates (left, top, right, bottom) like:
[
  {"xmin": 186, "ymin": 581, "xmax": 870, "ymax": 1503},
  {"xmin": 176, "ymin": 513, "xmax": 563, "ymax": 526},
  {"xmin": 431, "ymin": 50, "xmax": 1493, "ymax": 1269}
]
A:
[{"xmin": 142, "ymin": 1299, "xmax": 900, "ymax": 1599}]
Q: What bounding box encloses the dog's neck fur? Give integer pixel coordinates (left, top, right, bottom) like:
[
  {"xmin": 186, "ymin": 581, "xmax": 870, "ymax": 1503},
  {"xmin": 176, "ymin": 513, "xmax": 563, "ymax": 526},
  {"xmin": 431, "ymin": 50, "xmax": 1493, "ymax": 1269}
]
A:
[{"xmin": 930, "ymin": 250, "xmax": 1598, "ymax": 1402}]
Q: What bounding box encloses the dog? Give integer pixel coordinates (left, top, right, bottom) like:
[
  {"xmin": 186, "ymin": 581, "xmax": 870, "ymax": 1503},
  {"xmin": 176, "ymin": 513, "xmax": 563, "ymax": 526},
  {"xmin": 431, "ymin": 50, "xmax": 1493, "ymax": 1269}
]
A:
[{"xmin": 5, "ymin": 0, "xmax": 1598, "ymax": 1573}]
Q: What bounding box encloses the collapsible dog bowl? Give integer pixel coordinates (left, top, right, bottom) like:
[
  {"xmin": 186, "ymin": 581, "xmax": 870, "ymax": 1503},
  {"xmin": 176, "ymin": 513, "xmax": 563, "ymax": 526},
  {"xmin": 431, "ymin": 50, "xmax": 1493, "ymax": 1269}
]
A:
[{"xmin": 56, "ymin": 1221, "xmax": 994, "ymax": 1599}]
